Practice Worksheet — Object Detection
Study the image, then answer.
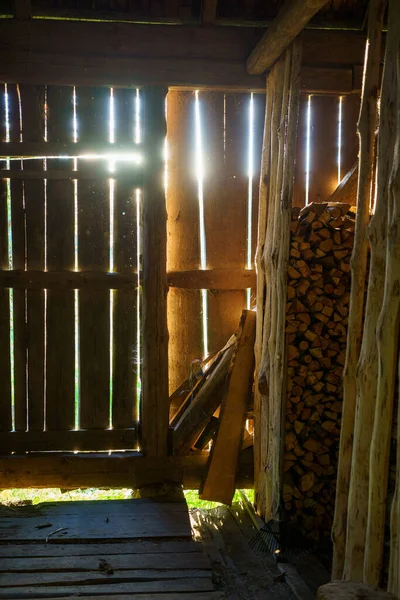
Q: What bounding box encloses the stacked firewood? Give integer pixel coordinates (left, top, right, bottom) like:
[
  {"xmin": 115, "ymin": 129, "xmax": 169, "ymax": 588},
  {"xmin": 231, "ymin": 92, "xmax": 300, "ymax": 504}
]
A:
[{"xmin": 283, "ymin": 202, "xmax": 355, "ymax": 540}]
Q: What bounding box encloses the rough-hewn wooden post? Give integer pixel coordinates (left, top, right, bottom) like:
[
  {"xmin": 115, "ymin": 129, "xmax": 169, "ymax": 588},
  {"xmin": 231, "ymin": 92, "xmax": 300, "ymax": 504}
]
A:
[
  {"xmin": 141, "ymin": 86, "xmax": 170, "ymax": 458},
  {"xmin": 364, "ymin": 0, "xmax": 400, "ymax": 583},
  {"xmin": 332, "ymin": 0, "xmax": 387, "ymax": 581},
  {"xmin": 255, "ymin": 39, "xmax": 301, "ymax": 520},
  {"xmin": 388, "ymin": 63, "xmax": 400, "ymax": 597}
]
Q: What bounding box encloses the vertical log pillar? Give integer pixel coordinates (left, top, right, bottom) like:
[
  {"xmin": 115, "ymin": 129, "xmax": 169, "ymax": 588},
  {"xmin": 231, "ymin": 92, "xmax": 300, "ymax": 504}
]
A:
[
  {"xmin": 364, "ymin": 0, "xmax": 400, "ymax": 583},
  {"xmin": 141, "ymin": 86, "xmax": 169, "ymax": 458},
  {"xmin": 255, "ymin": 39, "xmax": 302, "ymax": 520},
  {"xmin": 332, "ymin": 0, "xmax": 386, "ymax": 580}
]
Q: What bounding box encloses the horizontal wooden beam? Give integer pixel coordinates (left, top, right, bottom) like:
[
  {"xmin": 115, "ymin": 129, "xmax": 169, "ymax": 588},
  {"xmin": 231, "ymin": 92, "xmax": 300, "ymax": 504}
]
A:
[
  {"xmin": 0, "ymin": 21, "xmax": 366, "ymax": 91},
  {"xmin": 0, "ymin": 429, "xmax": 138, "ymax": 453},
  {"xmin": 168, "ymin": 269, "xmax": 256, "ymax": 290},
  {"xmin": 301, "ymin": 66, "xmax": 354, "ymax": 94},
  {"xmin": 0, "ymin": 142, "xmax": 141, "ymax": 158},
  {"xmin": 0, "ymin": 168, "xmax": 141, "ymax": 182},
  {"xmin": 247, "ymin": 0, "xmax": 331, "ymax": 75},
  {"xmin": 0, "ymin": 270, "xmax": 138, "ymax": 290},
  {"xmin": 0, "ymin": 450, "xmax": 254, "ymax": 489}
]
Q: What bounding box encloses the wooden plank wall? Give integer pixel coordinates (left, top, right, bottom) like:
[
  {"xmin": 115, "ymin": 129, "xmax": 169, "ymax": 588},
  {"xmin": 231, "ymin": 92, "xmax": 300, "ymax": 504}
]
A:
[
  {"xmin": 294, "ymin": 93, "xmax": 360, "ymax": 207},
  {"xmin": 166, "ymin": 90, "xmax": 264, "ymax": 394},
  {"xmin": 0, "ymin": 83, "xmax": 140, "ymax": 453}
]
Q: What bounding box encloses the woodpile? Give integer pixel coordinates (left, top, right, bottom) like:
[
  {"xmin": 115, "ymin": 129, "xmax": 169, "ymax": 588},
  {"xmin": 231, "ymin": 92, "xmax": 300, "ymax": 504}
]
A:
[{"xmin": 283, "ymin": 201, "xmax": 356, "ymax": 540}]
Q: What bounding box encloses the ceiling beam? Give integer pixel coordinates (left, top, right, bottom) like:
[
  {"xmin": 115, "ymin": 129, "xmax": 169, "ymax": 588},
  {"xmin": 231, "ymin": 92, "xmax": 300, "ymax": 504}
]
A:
[
  {"xmin": 247, "ymin": 0, "xmax": 329, "ymax": 75},
  {"xmin": 0, "ymin": 20, "xmax": 366, "ymax": 91}
]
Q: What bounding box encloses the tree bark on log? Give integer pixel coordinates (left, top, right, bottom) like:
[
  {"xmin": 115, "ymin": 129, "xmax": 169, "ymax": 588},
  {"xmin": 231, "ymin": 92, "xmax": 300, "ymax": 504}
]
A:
[
  {"xmin": 246, "ymin": 0, "xmax": 327, "ymax": 75},
  {"xmin": 388, "ymin": 56, "xmax": 400, "ymax": 597},
  {"xmin": 333, "ymin": 0, "xmax": 387, "ymax": 581},
  {"xmin": 255, "ymin": 39, "xmax": 302, "ymax": 520},
  {"xmin": 364, "ymin": 2, "xmax": 400, "ymax": 584}
]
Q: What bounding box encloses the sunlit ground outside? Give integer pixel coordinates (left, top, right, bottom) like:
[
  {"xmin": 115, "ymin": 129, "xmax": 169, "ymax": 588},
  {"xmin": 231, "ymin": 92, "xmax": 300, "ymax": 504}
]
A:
[{"xmin": 0, "ymin": 488, "xmax": 254, "ymax": 509}]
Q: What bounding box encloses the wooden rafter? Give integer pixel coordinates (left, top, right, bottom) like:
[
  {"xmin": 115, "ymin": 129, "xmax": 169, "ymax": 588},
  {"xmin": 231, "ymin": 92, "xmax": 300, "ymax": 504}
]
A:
[{"xmin": 247, "ymin": 0, "xmax": 329, "ymax": 75}]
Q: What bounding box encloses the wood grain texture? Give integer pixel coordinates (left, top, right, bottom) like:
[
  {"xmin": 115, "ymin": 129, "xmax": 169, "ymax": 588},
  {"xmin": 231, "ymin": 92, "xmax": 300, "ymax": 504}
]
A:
[
  {"xmin": 19, "ymin": 84, "xmax": 46, "ymax": 432},
  {"xmin": 0, "ymin": 451, "xmax": 254, "ymax": 489},
  {"xmin": 141, "ymin": 86, "xmax": 169, "ymax": 457},
  {"xmin": 7, "ymin": 83, "xmax": 27, "ymax": 434},
  {"xmin": 202, "ymin": 92, "xmax": 247, "ymax": 354},
  {"xmin": 247, "ymin": 0, "xmax": 328, "ymax": 74},
  {"xmin": 112, "ymin": 88, "xmax": 139, "ymax": 432},
  {"xmin": 77, "ymin": 87, "xmax": 111, "ymax": 431},
  {"xmin": 200, "ymin": 310, "xmax": 256, "ymax": 504},
  {"xmin": 45, "ymin": 85, "xmax": 75, "ymax": 432},
  {"xmin": 166, "ymin": 90, "xmax": 202, "ymax": 393},
  {"xmin": 309, "ymin": 95, "xmax": 340, "ymax": 204},
  {"xmin": 293, "ymin": 94, "xmax": 308, "ymax": 208},
  {"xmin": 0, "ymin": 86, "xmax": 12, "ymax": 434}
]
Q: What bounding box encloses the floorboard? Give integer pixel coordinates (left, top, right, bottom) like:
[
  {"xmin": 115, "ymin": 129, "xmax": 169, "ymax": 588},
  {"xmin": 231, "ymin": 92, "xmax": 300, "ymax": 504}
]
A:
[{"xmin": 0, "ymin": 498, "xmax": 218, "ymax": 599}]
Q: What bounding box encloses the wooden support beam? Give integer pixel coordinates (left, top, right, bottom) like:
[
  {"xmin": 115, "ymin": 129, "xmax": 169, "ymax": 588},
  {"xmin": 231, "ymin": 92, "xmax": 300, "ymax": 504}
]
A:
[
  {"xmin": 332, "ymin": 0, "xmax": 387, "ymax": 582},
  {"xmin": 202, "ymin": 0, "xmax": 218, "ymax": 26},
  {"xmin": 0, "ymin": 142, "xmax": 139, "ymax": 158},
  {"xmin": 247, "ymin": 0, "xmax": 329, "ymax": 75},
  {"xmin": 0, "ymin": 429, "xmax": 138, "ymax": 453},
  {"xmin": 141, "ymin": 86, "xmax": 169, "ymax": 458},
  {"xmin": 0, "ymin": 21, "xmax": 366, "ymax": 92},
  {"xmin": 0, "ymin": 169, "xmax": 141, "ymax": 183},
  {"xmin": 0, "ymin": 270, "xmax": 138, "ymax": 291},
  {"xmin": 200, "ymin": 310, "xmax": 256, "ymax": 504},
  {"xmin": 167, "ymin": 269, "xmax": 256, "ymax": 290},
  {"xmin": 0, "ymin": 452, "xmax": 254, "ymax": 489}
]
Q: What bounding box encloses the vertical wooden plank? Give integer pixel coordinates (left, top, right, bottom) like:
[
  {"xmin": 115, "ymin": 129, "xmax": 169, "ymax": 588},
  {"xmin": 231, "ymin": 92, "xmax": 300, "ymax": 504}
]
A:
[
  {"xmin": 167, "ymin": 90, "xmax": 203, "ymax": 394},
  {"xmin": 141, "ymin": 85, "xmax": 169, "ymax": 457},
  {"xmin": 293, "ymin": 93, "xmax": 308, "ymax": 208},
  {"xmin": 252, "ymin": 93, "xmax": 266, "ymax": 267},
  {"xmin": 308, "ymin": 95, "xmax": 339, "ymax": 203},
  {"xmin": 341, "ymin": 93, "xmax": 361, "ymax": 183},
  {"xmin": 77, "ymin": 87, "xmax": 111, "ymax": 431},
  {"xmin": 112, "ymin": 87, "xmax": 138, "ymax": 433},
  {"xmin": 202, "ymin": 92, "xmax": 247, "ymax": 354},
  {"xmin": 0, "ymin": 85, "xmax": 12, "ymax": 433},
  {"xmin": 19, "ymin": 84, "xmax": 46, "ymax": 432},
  {"xmin": 7, "ymin": 83, "xmax": 27, "ymax": 433},
  {"xmin": 45, "ymin": 85, "xmax": 76, "ymax": 432}
]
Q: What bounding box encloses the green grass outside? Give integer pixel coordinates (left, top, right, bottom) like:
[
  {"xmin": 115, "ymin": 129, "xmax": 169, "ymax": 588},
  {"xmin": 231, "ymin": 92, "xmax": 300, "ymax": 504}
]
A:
[{"xmin": 0, "ymin": 487, "xmax": 254, "ymax": 509}]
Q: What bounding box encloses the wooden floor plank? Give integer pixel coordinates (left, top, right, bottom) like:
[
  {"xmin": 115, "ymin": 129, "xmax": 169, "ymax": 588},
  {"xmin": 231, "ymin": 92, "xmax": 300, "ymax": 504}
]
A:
[
  {"xmin": 0, "ymin": 540, "xmax": 203, "ymax": 558},
  {"xmin": 0, "ymin": 500, "xmax": 191, "ymax": 541},
  {"xmin": 29, "ymin": 595, "xmax": 222, "ymax": 600},
  {"xmin": 0, "ymin": 578, "xmax": 216, "ymax": 597},
  {"xmin": 0, "ymin": 552, "xmax": 211, "ymax": 572},
  {"xmin": 0, "ymin": 569, "xmax": 212, "ymax": 587}
]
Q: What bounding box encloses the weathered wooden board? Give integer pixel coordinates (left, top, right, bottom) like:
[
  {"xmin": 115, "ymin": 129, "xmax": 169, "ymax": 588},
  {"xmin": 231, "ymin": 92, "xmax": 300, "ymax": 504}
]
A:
[
  {"xmin": 19, "ymin": 85, "xmax": 46, "ymax": 432},
  {"xmin": 341, "ymin": 93, "xmax": 360, "ymax": 181},
  {"xmin": 200, "ymin": 311, "xmax": 256, "ymax": 504},
  {"xmin": 0, "ymin": 85, "xmax": 12, "ymax": 433},
  {"xmin": 0, "ymin": 428, "xmax": 137, "ymax": 453},
  {"xmin": 13, "ymin": 594, "xmax": 221, "ymax": 600},
  {"xmin": 293, "ymin": 94, "xmax": 308, "ymax": 208},
  {"xmin": 309, "ymin": 95, "xmax": 340, "ymax": 203},
  {"xmin": 0, "ymin": 578, "xmax": 215, "ymax": 598},
  {"xmin": 167, "ymin": 90, "xmax": 203, "ymax": 393},
  {"xmin": 112, "ymin": 87, "xmax": 139, "ymax": 431},
  {"xmin": 45, "ymin": 85, "xmax": 76, "ymax": 432},
  {"xmin": 6, "ymin": 83, "xmax": 27, "ymax": 434},
  {"xmin": 0, "ymin": 540, "xmax": 204, "ymax": 557},
  {"xmin": 77, "ymin": 87, "xmax": 111, "ymax": 431},
  {"xmin": 202, "ymin": 92, "xmax": 247, "ymax": 354},
  {"xmin": 0, "ymin": 500, "xmax": 191, "ymax": 541}
]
